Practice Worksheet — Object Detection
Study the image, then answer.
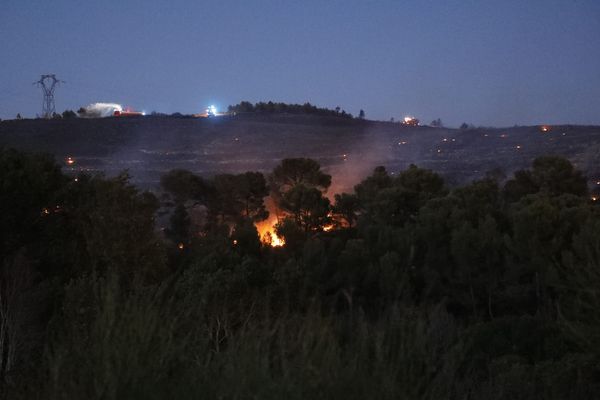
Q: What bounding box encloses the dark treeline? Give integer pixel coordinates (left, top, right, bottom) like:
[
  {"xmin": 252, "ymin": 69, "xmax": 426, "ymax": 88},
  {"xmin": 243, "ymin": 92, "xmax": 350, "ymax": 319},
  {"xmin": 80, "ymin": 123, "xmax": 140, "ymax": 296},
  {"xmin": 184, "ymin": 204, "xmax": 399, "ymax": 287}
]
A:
[
  {"xmin": 227, "ymin": 101, "xmax": 355, "ymax": 119},
  {"xmin": 1, "ymin": 147, "xmax": 600, "ymax": 399}
]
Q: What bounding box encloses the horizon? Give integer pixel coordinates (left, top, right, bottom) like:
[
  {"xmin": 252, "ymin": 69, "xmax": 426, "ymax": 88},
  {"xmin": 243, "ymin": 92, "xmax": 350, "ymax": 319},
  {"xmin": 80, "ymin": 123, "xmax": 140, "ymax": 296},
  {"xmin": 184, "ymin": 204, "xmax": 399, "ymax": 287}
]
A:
[{"xmin": 1, "ymin": 1, "xmax": 599, "ymax": 127}]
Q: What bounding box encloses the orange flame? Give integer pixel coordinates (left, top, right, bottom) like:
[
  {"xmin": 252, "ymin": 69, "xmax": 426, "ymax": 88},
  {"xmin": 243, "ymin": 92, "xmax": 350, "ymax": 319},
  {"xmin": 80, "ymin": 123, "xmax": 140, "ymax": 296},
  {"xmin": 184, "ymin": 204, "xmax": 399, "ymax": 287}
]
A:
[{"xmin": 255, "ymin": 216, "xmax": 284, "ymax": 247}]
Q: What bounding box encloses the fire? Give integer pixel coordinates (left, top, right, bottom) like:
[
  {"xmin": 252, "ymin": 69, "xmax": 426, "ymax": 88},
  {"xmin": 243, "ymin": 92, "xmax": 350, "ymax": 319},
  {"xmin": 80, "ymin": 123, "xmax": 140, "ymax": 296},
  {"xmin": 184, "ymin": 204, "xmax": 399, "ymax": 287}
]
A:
[
  {"xmin": 255, "ymin": 217, "xmax": 284, "ymax": 247},
  {"xmin": 403, "ymin": 116, "xmax": 419, "ymax": 126},
  {"xmin": 66, "ymin": 156, "xmax": 75, "ymax": 165}
]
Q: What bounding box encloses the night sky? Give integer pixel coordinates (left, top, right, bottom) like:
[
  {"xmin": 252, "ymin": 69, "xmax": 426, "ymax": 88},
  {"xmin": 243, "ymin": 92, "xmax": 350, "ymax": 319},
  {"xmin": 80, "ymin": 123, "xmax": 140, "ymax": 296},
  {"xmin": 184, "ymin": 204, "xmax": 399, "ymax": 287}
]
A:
[{"xmin": 1, "ymin": 0, "xmax": 599, "ymax": 127}]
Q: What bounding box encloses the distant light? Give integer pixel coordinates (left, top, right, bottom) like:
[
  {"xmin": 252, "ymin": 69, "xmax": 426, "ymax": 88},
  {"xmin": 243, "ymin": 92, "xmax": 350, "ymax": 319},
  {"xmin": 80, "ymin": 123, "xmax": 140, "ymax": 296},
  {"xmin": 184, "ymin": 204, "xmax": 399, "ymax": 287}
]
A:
[
  {"xmin": 516, "ymin": 145, "xmax": 522, "ymax": 149},
  {"xmin": 66, "ymin": 157, "xmax": 75, "ymax": 165},
  {"xmin": 178, "ymin": 242, "xmax": 185, "ymax": 250}
]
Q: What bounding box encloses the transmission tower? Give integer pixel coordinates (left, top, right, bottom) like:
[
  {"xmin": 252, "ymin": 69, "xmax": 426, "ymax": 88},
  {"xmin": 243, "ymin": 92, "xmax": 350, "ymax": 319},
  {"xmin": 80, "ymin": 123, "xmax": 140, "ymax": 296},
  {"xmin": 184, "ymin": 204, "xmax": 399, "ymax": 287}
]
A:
[{"xmin": 33, "ymin": 74, "xmax": 64, "ymax": 118}]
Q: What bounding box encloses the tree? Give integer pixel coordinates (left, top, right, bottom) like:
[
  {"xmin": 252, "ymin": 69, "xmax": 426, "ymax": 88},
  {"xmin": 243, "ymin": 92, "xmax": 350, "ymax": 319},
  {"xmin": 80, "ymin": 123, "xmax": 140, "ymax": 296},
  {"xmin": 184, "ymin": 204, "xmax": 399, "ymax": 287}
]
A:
[
  {"xmin": 354, "ymin": 166, "xmax": 393, "ymax": 208},
  {"xmin": 451, "ymin": 216, "xmax": 504, "ymax": 318},
  {"xmin": 231, "ymin": 172, "xmax": 269, "ymax": 222},
  {"xmin": 279, "ymin": 184, "xmax": 331, "ymax": 232},
  {"xmin": 460, "ymin": 122, "xmax": 469, "ymax": 130},
  {"xmin": 212, "ymin": 172, "xmax": 269, "ymax": 223},
  {"xmin": 430, "ymin": 118, "xmax": 443, "ymax": 127},
  {"xmin": 274, "ymin": 217, "xmax": 305, "ymax": 250},
  {"xmin": 333, "ymin": 193, "xmax": 360, "ymax": 228},
  {"xmin": 231, "ymin": 219, "xmax": 261, "ymax": 256},
  {"xmin": 270, "ymin": 158, "xmax": 331, "ymax": 203},
  {"xmin": 531, "ymin": 156, "xmax": 587, "ymax": 197},
  {"xmin": 61, "ymin": 173, "xmax": 167, "ymax": 282},
  {"xmin": 504, "ymin": 156, "xmax": 588, "ymax": 202},
  {"xmin": 15, "ymin": 113, "xmax": 21, "ymax": 120},
  {"xmin": 503, "ymin": 169, "xmax": 538, "ymax": 203},
  {"xmin": 396, "ymin": 164, "xmax": 446, "ymax": 197},
  {"xmin": 165, "ymin": 203, "xmax": 191, "ymax": 246},
  {"xmin": 0, "ymin": 148, "xmax": 66, "ymax": 262},
  {"xmin": 354, "ymin": 165, "xmax": 446, "ymax": 226},
  {"xmin": 160, "ymin": 169, "xmax": 210, "ymax": 204},
  {"xmin": 62, "ymin": 110, "xmax": 77, "ymax": 119},
  {"xmin": 359, "ymin": 109, "xmax": 365, "ymax": 119}
]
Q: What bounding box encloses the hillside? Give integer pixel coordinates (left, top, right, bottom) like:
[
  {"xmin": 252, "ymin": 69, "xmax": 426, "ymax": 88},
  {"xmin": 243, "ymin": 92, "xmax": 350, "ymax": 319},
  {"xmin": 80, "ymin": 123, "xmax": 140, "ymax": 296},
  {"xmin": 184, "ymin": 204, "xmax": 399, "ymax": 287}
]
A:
[{"xmin": 1, "ymin": 114, "xmax": 600, "ymax": 191}]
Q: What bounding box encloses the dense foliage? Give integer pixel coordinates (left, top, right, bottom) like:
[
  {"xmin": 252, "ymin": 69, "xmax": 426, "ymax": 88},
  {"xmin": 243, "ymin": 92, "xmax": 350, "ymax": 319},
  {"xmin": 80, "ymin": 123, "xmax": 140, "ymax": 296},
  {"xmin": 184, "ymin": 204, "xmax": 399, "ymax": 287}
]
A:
[
  {"xmin": 227, "ymin": 101, "xmax": 355, "ymax": 119},
  {"xmin": 1, "ymin": 148, "xmax": 600, "ymax": 399}
]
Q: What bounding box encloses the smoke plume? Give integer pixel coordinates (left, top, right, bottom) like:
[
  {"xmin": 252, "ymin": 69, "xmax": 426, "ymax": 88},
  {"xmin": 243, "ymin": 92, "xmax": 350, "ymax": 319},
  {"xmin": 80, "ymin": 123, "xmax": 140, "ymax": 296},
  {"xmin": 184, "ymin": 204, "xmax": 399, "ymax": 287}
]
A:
[{"xmin": 80, "ymin": 103, "xmax": 123, "ymax": 118}]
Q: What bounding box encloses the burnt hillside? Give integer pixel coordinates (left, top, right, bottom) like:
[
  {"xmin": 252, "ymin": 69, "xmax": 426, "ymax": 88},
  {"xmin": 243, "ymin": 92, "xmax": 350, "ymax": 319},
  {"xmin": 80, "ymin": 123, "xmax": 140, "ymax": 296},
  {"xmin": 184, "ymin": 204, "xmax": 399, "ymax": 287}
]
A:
[{"xmin": 1, "ymin": 114, "xmax": 599, "ymax": 191}]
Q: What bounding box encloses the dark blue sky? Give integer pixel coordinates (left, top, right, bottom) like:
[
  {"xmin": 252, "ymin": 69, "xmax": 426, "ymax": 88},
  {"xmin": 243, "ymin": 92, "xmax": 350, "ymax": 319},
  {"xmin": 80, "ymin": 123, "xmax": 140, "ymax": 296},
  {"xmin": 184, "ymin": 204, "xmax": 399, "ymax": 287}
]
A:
[{"xmin": 1, "ymin": 0, "xmax": 599, "ymax": 127}]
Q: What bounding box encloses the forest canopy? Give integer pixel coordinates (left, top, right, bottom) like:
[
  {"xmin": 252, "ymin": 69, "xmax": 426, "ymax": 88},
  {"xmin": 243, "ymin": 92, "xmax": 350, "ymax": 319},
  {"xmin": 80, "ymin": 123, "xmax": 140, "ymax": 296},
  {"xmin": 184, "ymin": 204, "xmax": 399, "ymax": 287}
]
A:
[{"xmin": 1, "ymin": 147, "xmax": 600, "ymax": 399}]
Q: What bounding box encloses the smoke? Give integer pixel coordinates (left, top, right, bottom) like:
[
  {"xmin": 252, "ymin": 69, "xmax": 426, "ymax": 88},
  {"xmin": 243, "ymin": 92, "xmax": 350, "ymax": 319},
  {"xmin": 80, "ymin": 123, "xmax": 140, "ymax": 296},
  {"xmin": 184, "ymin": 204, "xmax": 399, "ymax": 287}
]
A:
[
  {"xmin": 80, "ymin": 103, "xmax": 123, "ymax": 118},
  {"xmin": 324, "ymin": 125, "xmax": 421, "ymax": 198}
]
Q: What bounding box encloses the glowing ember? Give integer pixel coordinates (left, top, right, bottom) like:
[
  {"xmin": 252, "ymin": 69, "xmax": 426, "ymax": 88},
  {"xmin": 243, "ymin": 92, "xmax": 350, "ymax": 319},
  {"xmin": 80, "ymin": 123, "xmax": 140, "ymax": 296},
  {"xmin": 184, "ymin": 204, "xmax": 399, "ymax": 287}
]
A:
[
  {"xmin": 233, "ymin": 239, "xmax": 238, "ymax": 245},
  {"xmin": 540, "ymin": 125, "xmax": 551, "ymax": 132},
  {"xmin": 66, "ymin": 157, "xmax": 75, "ymax": 165},
  {"xmin": 177, "ymin": 242, "xmax": 185, "ymax": 250},
  {"xmin": 592, "ymin": 196, "xmax": 598, "ymax": 202},
  {"xmin": 403, "ymin": 116, "xmax": 419, "ymax": 126}
]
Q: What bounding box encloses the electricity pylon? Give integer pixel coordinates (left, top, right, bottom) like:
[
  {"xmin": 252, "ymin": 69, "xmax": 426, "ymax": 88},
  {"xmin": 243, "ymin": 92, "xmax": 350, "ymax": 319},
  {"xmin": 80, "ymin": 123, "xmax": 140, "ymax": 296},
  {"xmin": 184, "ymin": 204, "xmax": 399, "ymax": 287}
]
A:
[{"xmin": 34, "ymin": 74, "xmax": 64, "ymax": 118}]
